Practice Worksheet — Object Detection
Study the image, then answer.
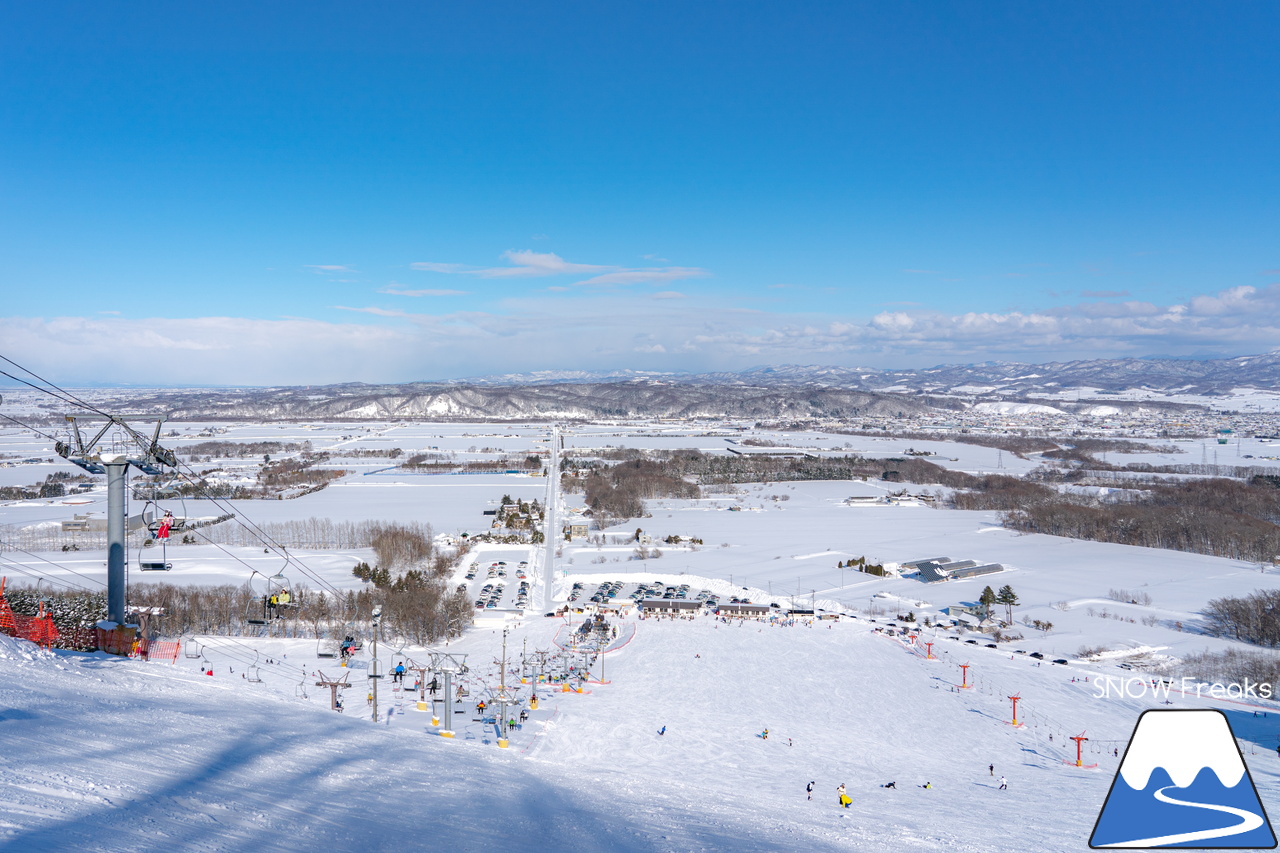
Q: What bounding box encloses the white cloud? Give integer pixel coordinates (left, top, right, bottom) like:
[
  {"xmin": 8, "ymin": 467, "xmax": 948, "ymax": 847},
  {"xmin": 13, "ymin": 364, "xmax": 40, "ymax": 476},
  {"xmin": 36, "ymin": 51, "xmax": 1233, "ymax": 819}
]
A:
[
  {"xmin": 651, "ymin": 291, "xmax": 688, "ymax": 300},
  {"xmin": 576, "ymin": 268, "xmax": 708, "ymax": 286},
  {"xmin": 334, "ymin": 306, "xmax": 412, "ymax": 318},
  {"xmin": 7, "ymin": 284, "xmax": 1277, "ymax": 384},
  {"xmin": 408, "ymin": 262, "xmax": 468, "ymax": 273},
  {"xmin": 409, "ymin": 250, "xmax": 710, "ymax": 287},
  {"xmin": 305, "ymin": 264, "xmax": 357, "ymax": 273},
  {"xmin": 379, "ymin": 286, "xmax": 469, "ymax": 297}
]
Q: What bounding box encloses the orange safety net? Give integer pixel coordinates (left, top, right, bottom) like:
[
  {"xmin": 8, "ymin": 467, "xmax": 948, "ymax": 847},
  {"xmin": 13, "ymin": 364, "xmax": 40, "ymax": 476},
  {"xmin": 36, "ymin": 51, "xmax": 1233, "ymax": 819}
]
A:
[
  {"xmin": 0, "ymin": 593, "xmax": 15, "ymax": 636},
  {"xmin": 146, "ymin": 640, "xmax": 181, "ymax": 663},
  {"xmin": 0, "ymin": 579, "xmax": 58, "ymax": 648}
]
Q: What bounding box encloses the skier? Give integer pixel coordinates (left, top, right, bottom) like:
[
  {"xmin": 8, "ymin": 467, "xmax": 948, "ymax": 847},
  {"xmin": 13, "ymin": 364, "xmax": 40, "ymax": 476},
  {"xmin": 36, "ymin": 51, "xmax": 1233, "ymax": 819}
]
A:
[
  {"xmin": 837, "ymin": 783, "xmax": 850, "ymax": 808},
  {"xmin": 658, "ymin": 725, "xmax": 666, "ymax": 736},
  {"xmin": 918, "ymin": 782, "xmax": 932, "ymax": 789},
  {"xmin": 393, "ymin": 662, "xmax": 406, "ymax": 684},
  {"xmin": 998, "ymin": 776, "xmax": 1007, "ymax": 790},
  {"xmin": 989, "ymin": 764, "xmax": 994, "ymax": 776},
  {"xmin": 806, "ymin": 781, "xmax": 814, "ymax": 800},
  {"xmin": 760, "ymin": 728, "xmax": 769, "ymax": 740},
  {"xmin": 881, "ymin": 782, "xmax": 896, "ymax": 789}
]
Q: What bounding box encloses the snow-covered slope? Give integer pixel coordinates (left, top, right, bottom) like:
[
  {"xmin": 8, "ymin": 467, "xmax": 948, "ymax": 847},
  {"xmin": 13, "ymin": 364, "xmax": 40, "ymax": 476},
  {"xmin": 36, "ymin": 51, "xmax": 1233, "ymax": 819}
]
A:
[{"xmin": 6, "ymin": 610, "xmax": 1279, "ymax": 853}]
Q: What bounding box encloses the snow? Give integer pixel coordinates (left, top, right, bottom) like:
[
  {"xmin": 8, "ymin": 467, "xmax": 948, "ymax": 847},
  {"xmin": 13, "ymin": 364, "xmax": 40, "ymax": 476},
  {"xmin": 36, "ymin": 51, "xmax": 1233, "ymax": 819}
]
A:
[
  {"xmin": 971, "ymin": 401, "xmax": 1065, "ymax": 415},
  {"xmin": 5, "ymin": 612, "xmax": 1280, "ymax": 852},
  {"xmin": 4, "ymin": 419, "xmax": 1280, "ymax": 850}
]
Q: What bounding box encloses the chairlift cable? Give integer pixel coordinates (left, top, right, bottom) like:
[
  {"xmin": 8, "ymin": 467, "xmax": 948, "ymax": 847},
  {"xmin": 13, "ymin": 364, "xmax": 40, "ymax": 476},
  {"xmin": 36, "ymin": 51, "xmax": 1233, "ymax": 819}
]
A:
[
  {"xmin": 0, "ymin": 368, "xmax": 91, "ymax": 413},
  {"xmin": 167, "ymin": 464, "xmax": 345, "ymax": 597},
  {"xmin": 0, "ymin": 356, "xmax": 118, "ymax": 420},
  {"xmin": 0, "ymin": 412, "xmax": 62, "ymax": 443},
  {"xmin": 0, "ymin": 553, "xmax": 94, "ymax": 593},
  {"xmin": 0, "ymin": 537, "xmax": 108, "ymax": 588},
  {"xmin": 0, "ymin": 353, "xmax": 344, "ymax": 597}
]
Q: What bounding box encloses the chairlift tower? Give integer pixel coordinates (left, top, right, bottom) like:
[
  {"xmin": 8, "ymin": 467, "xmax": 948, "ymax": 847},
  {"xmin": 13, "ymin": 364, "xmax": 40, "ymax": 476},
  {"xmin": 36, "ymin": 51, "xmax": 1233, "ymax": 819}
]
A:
[
  {"xmin": 55, "ymin": 415, "xmax": 176, "ymax": 627},
  {"xmin": 490, "ymin": 628, "xmax": 516, "ymax": 747},
  {"xmin": 429, "ymin": 651, "xmax": 468, "ymax": 737}
]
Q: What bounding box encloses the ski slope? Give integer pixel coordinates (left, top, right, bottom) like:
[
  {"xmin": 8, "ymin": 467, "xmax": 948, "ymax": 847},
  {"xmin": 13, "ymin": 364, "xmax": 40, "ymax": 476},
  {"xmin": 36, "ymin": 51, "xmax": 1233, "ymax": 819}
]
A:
[{"xmin": 5, "ymin": 608, "xmax": 1280, "ymax": 852}]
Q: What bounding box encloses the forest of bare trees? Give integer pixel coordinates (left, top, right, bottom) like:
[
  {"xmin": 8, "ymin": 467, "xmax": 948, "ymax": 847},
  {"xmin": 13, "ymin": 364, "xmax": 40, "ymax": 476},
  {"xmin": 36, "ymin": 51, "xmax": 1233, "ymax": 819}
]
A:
[
  {"xmin": 4, "ymin": 571, "xmax": 473, "ymax": 649},
  {"xmin": 561, "ymin": 458, "xmax": 700, "ymax": 524},
  {"xmin": 1203, "ymin": 590, "xmax": 1280, "ymax": 647}
]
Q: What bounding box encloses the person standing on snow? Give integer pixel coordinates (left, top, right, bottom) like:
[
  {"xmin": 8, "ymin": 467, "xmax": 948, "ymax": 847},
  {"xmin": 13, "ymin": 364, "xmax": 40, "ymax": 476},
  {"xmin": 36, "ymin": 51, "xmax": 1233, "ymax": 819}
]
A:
[
  {"xmin": 837, "ymin": 783, "xmax": 850, "ymax": 808},
  {"xmin": 989, "ymin": 764, "xmax": 994, "ymax": 776},
  {"xmin": 998, "ymin": 776, "xmax": 1008, "ymax": 790},
  {"xmin": 806, "ymin": 781, "xmax": 814, "ymax": 800}
]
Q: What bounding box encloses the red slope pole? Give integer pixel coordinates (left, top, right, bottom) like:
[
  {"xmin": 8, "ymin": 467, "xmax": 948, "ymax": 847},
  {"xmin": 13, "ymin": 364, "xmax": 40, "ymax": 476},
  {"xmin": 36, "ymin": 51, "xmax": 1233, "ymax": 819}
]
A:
[
  {"xmin": 925, "ymin": 641, "xmax": 934, "ymax": 659},
  {"xmin": 959, "ymin": 663, "xmax": 971, "ymax": 688},
  {"xmin": 1008, "ymin": 694, "xmax": 1021, "ymax": 726},
  {"xmin": 1070, "ymin": 732, "xmax": 1088, "ymax": 767}
]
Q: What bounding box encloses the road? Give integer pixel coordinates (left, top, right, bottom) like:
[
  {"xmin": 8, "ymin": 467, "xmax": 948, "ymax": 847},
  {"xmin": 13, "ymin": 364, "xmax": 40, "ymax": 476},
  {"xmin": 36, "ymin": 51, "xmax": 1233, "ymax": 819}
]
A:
[{"xmin": 540, "ymin": 424, "xmax": 560, "ymax": 614}]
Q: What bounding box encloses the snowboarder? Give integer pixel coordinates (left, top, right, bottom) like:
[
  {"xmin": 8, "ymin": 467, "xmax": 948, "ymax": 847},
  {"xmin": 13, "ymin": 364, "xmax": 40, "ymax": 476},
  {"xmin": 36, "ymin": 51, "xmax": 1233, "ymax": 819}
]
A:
[
  {"xmin": 881, "ymin": 781, "xmax": 896, "ymax": 789},
  {"xmin": 806, "ymin": 781, "xmax": 814, "ymax": 800},
  {"xmin": 760, "ymin": 728, "xmax": 769, "ymax": 740},
  {"xmin": 918, "ymin": 782, "xmax": 932, "ymax": 789},
  {"xmin": 837, "ymin": 784, "xmax": 850, "ymax": 808},
  {"xmin": 998, "ymin": 776, "xmax": 1007, "ymax": 790},
  {"xmin": 658, "ymin": 725, "xmax": 666, "ymax": 736}
]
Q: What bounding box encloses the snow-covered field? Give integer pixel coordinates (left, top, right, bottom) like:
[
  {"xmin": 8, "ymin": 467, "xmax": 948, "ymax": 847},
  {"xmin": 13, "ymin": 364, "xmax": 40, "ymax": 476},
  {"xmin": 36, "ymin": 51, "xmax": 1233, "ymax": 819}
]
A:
[{"xmin": 4, "ymin": 419, "xmax": 1280, "ymax": 851}]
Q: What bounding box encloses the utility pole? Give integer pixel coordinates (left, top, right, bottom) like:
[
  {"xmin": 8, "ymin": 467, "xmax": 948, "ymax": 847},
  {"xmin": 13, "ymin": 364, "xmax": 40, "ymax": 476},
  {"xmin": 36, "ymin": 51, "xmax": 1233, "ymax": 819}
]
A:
[
  {"xmin": 369, "ymin": 606, "xmax": 383, "ymax": 722},
  {"xmin": 56, "ymin": 415, "xmax": 175, "ymax": 631}
]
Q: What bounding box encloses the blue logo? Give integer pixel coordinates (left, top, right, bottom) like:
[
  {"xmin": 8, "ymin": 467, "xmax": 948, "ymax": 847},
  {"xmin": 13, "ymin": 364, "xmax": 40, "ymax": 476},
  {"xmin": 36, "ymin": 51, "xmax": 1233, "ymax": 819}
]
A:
[{"xmin": 1091, "ymin": 709, "xmax": 1276, "ymax": 848}]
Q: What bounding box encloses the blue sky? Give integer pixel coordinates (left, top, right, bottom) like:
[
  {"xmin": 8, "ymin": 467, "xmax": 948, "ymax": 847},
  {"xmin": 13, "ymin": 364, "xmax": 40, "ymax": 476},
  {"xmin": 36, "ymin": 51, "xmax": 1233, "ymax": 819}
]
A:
[{"xmin": 2, "ymin": 1, "xmax": 1278, "ymax": 385}]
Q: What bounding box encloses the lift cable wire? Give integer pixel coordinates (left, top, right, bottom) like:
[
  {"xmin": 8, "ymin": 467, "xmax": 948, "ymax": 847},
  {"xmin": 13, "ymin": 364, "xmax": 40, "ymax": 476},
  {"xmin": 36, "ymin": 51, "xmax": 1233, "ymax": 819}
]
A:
[
  {"xmin": 0, "ymin": 538, "xmax": 108, "ymax": 589},
  {"xmin": 168, "ymin": 463, "xmax": 347, "ymax": 598},
  {"xmin": 0, "ymin": 411, "xmax": 62, "ymax": 443},
  {"xmin": 0, "ymin": 353, "xmax": 348, "ymax": 599},
  {"xmin": 0, "ymin": 552, "xmax": 95, "ymax": 593}
]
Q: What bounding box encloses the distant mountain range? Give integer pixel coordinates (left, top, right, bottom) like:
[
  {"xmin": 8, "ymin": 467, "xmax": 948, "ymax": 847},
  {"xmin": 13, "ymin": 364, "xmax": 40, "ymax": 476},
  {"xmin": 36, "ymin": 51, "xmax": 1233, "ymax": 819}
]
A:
[
  {"xmin": 454, "ymin": 352, "xmax": 1280, "ymax": 396},
  {"xmin": 21, "ymin": 352, "xmax": 1276, "ymax": 421}
]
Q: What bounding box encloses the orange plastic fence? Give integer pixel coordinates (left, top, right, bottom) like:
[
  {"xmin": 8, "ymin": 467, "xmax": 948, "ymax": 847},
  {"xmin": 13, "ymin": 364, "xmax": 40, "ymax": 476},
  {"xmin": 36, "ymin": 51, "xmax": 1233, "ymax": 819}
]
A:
[
  {"xmin": 0, "ymin": 593, "xmax": 15, "ymax": 635},
  {"xmin": 1, "ymin": 578, "xmax": 176, "ymax": 659},
  {"xmin": 145, "ymin": 640, "xmax": 181, "ymax": 663},
  {"xmin": 0, "ymin": 581, "xmax": 60, "ymax": 649}
]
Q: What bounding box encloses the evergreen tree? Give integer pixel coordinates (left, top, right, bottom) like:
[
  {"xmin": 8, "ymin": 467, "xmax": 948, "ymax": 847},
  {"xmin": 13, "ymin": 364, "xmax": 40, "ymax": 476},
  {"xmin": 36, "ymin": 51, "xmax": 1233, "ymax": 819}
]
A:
[
  {"xmin": 996, "ymin": 584, "xmax": 1019, "ymax": 625},
  {"xmin": 979, "ymin": 585, "xmax": 997, "ymax": 619}
]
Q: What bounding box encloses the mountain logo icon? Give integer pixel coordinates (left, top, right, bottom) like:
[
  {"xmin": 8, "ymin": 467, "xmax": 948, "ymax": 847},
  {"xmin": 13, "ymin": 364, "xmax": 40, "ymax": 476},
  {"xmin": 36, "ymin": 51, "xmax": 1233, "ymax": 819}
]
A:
[{"xmin": 1090, "ymin": 709, "xmax": 1276, "ymax": 848}]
